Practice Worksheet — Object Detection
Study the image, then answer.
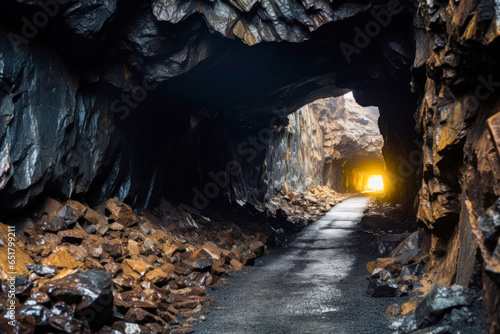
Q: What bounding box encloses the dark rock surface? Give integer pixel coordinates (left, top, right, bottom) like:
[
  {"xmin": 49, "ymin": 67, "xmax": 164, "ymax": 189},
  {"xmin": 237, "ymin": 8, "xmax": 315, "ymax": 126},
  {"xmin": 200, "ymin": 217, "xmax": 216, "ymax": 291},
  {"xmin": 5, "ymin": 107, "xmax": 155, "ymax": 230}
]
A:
[
  {"xmin": 0, "ymin": 0, "xmax": 417, "ymax": 217},
  {"xmin": 414, "ymin": 284, "xmax": 471, "ymax": 328},
  {"xmin": 263, "ymin": 105, "xmax": 324, "ymax": 198},
  {"xmin": 41, "ymin": 270, "xmax": 114, "ymax": 328}
]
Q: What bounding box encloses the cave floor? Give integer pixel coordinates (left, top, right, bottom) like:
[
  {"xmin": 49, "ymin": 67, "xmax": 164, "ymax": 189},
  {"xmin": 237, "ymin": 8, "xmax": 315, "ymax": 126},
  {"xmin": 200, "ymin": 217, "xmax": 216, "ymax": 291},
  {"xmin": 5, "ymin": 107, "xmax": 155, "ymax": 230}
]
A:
[{"xmin": 193, "ymin": 196, "xmax": 398, "ymax": 334}]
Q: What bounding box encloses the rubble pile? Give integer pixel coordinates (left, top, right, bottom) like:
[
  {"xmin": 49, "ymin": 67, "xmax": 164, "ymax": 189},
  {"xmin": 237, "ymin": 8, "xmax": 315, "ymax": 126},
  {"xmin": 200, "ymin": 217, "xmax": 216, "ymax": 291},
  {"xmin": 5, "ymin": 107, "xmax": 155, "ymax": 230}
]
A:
[
  {"xmin": 0, "ymin": 197, "xmax": 268, "ymax": 333},
  {"xmin": 389, "ymin": 284, "xmax": 480, "ymax": 334},
  {"xmin": 365, "ymin": 232, "xmax": 429, "ymax": 300},
  {"xmin": 267, "ymin": 185, "xmax": 351, "ymax": 225},
  {"xmin": 362, "ymin": 199, "xmax": 429, "ymax": 302},
  {"xmin": 362, "ymin": 198, "xmax": 487, "ymax": 333}
]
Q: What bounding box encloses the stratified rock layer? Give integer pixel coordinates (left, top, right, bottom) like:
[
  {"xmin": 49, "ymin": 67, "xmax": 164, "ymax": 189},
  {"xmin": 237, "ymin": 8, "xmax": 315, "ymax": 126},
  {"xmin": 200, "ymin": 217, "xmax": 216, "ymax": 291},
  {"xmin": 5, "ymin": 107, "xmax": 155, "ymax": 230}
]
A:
[{"xmin": 413, "ymin": 0, "xmax": 500, "ymax": 331}]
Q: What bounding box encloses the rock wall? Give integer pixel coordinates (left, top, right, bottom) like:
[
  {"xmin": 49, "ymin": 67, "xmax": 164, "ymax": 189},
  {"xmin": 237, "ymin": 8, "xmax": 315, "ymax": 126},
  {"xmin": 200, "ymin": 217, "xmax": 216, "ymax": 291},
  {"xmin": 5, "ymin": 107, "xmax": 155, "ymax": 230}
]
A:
[
  {"xmin": 414, "ymin": 0, "xmax": 500, "ymax": 330},
  {"xmin": 263, "ymin": 105, "xmax": 324, "ymax": 198},
  {"xmin": 309, "ymin": 94, "xmax": 383, "ymax": 191}
]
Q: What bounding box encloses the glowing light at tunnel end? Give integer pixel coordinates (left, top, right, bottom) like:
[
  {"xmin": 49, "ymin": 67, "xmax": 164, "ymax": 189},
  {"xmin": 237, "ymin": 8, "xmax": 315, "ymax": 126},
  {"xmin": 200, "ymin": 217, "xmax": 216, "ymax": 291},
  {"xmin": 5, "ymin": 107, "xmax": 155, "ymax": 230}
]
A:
[{"xmin": 365, "ymin": 175, "xmax": 384, "ymax": 192}]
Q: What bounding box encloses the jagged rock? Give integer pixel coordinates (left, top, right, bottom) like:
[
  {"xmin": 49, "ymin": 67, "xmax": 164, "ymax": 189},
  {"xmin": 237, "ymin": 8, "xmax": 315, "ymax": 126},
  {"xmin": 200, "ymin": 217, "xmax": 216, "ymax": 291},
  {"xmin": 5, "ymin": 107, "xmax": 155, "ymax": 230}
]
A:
[
  {"xmin": 57, "ymin": 229, "xmax": 86, "ymax": 244},
  {"xmin": 367, "ymin": 279, "xmax": 399, "ymax": 297},
  {"xmin": 386, "ymin": 303, "xmax": 403, "ymax": 318},
  {"xmin": 42, "ymin": 249, "xmax": 83, "ymax": 270},
  {"xmin": 19, "ymin": 304, "xmax": 51, "ymax": 325},
  {"xmin": 366, "ymin": 258, "xmax": 402, "ymax": 276},
  {"xmin": 106, "ymin": 199, "xmax": 138, "ymax": 227},
  {"xmin": 370, "ymin": 268, "xmax": 393, "ymax": 281},
  {"xmin": 0, "ymin": 0, "xmax": 417, "ymax": 221},
  {"xmin": 0, "ymin": 223, "xmax": 34, "ymax": 277},
  {"xmin": 144, "ymin": 268, "xmax": 172, "ymax": 285},
  {"xmin": 391, "ymin": 231, "xmax": 420, "ymax": 263},
  {"xmin": 389, "ymin": 313, "xmax": 418, "ymax": 334},
  {"xmin": 182, "ymin": 258, "xmax": 213, "ymax": 271},
  {"xmin": 264, "ymin": 105, "xmax": 324, "ymax": 198},
  {"xmin": 415, "ymin": 284, "xmax": 472, "ymax": 328},
  {"xmin": 124, "ymin": 308, "xmax": 165, "ymax": 325},
  {"xmin": 449, "ymin": 306, "xmax": 474, "ymax": 326},
  {"xmin": 405, "ymin": 262, "xmax": 426, "ymax": 277},
  {"xmin": 41, "ymin": 270, "xmax": 113, "ymax": 328},
  {"xmin": 26, "ymin": 264, "xmax": 57, "ymax": 276},
  {"xmin": 0, "ymin": 0, "xmax": 497, "ymax": 329},
  {"xmin": 400, "ymin": 300, "xmax": 420, "ymax": 315},
  {"xmin": 377, "ymin": 233, "xmax": 411, "ymax": 257},
  {"xmin": 122, "ymin": 259, "xmax": 154, "ymax": 278},
  {"xmin": 229, "ymin": 259, "xmax": 244, "ymax": 271},
  {"xmin": 478, "ymin": 198, "xmax": 500, "ymax": 251}
]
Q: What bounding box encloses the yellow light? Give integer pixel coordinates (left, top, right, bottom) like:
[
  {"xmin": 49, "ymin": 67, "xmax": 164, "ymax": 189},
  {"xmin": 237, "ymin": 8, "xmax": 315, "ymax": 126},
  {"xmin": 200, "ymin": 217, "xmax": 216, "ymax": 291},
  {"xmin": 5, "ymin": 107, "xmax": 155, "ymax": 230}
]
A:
[{"xmin": 366, "ymin": 175, "xmax": 384, "ymax": 192}]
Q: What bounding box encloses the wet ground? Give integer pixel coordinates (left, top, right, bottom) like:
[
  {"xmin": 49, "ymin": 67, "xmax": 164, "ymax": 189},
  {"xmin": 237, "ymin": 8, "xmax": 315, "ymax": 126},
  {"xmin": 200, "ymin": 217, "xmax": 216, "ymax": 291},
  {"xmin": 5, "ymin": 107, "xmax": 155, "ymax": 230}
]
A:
[{"xmin": 193, "ymin": 196, "xmax": 400, "ymax": 334}]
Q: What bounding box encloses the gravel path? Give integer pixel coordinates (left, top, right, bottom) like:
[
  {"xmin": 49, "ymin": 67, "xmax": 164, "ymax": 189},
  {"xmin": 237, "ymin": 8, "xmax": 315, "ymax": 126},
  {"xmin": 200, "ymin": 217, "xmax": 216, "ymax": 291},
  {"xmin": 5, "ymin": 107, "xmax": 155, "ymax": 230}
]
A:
[{"xmin": 193, "ymin": 196, "xmax": 399, "ymax": 334}]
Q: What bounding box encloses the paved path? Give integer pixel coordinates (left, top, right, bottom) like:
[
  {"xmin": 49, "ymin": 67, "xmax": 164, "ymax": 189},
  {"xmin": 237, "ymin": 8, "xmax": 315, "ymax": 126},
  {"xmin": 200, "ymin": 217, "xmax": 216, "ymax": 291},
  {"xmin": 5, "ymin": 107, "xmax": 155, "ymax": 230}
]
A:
[{"xmin": 193, "ymin": 196, "xmax": 395, "ymax": 334}]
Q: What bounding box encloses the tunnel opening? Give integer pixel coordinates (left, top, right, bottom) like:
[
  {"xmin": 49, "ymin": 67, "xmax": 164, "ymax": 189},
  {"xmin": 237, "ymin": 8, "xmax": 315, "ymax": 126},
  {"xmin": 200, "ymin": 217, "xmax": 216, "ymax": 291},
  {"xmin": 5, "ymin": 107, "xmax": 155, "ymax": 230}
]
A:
[
  {"xmin": 3, "ymin": 0, "xmax": 497, "ymax": 331},
  {"xmin": 342, "ymin": 157, "xmax": 386, "ymax": 193}
]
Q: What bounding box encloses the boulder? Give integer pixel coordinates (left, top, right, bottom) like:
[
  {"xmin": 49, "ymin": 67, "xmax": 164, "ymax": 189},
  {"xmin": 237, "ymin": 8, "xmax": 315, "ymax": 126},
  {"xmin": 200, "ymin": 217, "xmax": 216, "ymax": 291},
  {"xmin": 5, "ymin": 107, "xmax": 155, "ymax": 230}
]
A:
[
  {"xmin": 367, "ymin": 279, "xmax": 399, "ymax": 297},
  {"xmin": 391, "ymin": 231, "xmax": 420, "ymax": 263},
  {"xmin": 478, "ymin": 198, "xmax": 500, "ymax": 250},
  {"xmin": 41, "ymin": 270, "xmax": 114, "ymax": 328},
  {"xmin": 415, "ymin": 284, "xmax": 472, "ymax": 328}
]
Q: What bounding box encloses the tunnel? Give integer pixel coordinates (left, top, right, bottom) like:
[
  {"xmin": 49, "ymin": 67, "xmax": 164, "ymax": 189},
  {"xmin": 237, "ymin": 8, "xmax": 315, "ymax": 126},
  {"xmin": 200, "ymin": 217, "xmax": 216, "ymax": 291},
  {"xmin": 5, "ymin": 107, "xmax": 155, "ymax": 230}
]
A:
[
  {"xmin": 0, "ymin": 0, "xmax": 500, "ymax": 332},
  {"xmin": 342, "ymin": 157, "xmax": 386, "ymax": 193}
]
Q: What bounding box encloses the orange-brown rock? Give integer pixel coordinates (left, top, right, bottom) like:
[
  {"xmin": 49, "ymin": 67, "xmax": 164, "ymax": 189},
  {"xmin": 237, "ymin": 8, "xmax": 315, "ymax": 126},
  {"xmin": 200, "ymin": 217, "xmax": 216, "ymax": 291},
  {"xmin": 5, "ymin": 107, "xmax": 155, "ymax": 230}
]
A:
[
  {"xmin": 0, "ymin": 223, "xmax": 34, "ymax": 276},
  {"xmin": 401, "ymin": 299, "xmax": 420, "ymax": 315},
  {"xmin": 109, "ymin": 222, "xmax": 125, "ymax": 231},
  {"xmin": 42, "ymin": 249, "xmax": 82, "ymax": 269},
  {"xmin": 65, "ymin": 199, "xmax": 88, "ymax": 218},
  {"xmin": 144, "ymin": 268, "xmax": 172, "ymax": 284},
  {"xmin": 106, "ymin": 198, "xmax": 138, "ymax": 227},
  {"xmin": 385, "ymin": 304, "xmax": 402, "ymax": 318},
  {"xmin": 3, "ymin": 194, "xmax": 269, "ymax": 333},
  {"xmin": 365, "ymin": 260, "xmax": 375, "ymax": 275},
  {"xmin": 40, "ymin": 197, "xmax": 64, "ymax": 215},
  {"xmin": 201, "ymin": 241, "xmax": 227, "ymax": 260},
  {"xmin": 230, "ymin": 259, "xmax": 244, "ymax": 271},
  {"xmin": 83, "ymin": 207, "xmax": 105, "ymax": 226},
  {"xmin": 373, "ymin": 258, "xmax": 402, "ymax": 276},
  {"xmin": 158, "ymin": 309, "xmax": 179, "ymax": 324},
  {"xmin": 122, "ymin": 259, "xmax": 153, "ymax": 277},
  {"xmin": 246, "ymin": 239, "xmax": 267, "ymax": 257},
  {"xmin": 163, "ymin": 240, "xmax": 186, "ymax": 257},
  {"xmin": 103, "ymin": 239, "xmax": 124, "ymax": 258}
]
